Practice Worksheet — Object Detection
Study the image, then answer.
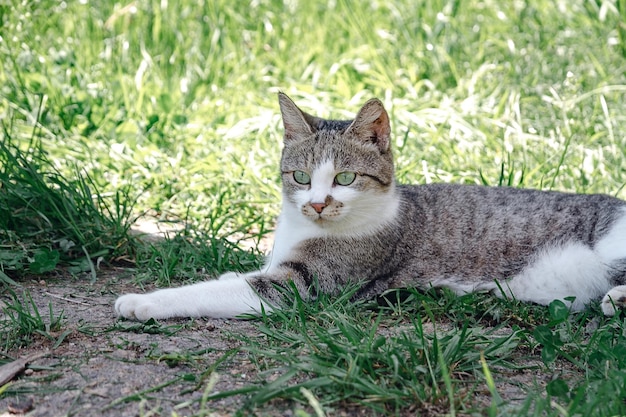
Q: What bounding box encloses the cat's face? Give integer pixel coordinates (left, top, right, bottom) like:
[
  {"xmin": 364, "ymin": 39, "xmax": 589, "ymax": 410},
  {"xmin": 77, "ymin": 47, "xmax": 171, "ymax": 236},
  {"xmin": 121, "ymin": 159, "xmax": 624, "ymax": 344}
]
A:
[{"xmin": 278, "ymin": 93, "xmax": 397, "ymax": 233}]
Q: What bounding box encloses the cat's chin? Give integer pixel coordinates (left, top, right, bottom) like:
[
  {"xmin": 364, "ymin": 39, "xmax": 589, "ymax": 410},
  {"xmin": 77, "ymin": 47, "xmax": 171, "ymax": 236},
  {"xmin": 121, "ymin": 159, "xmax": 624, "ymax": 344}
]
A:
[
  {"xmin": 304, "ymin": 215, "xmax": 341, "ymax": 227},
  {"xmin": 297, "ymin": 213, "xmax": 353, "ymax": 231},
  {"xmin": 304, "ymin": 214, "xmax": 387, "ymax": 235}
]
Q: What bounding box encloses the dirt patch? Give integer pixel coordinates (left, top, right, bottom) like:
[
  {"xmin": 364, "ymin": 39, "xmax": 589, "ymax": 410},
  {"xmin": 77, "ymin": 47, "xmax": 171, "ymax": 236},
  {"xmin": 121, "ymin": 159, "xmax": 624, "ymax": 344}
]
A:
[{"xmin": 0, "ymin": 270, "xmax": 273, "ymax": 417}]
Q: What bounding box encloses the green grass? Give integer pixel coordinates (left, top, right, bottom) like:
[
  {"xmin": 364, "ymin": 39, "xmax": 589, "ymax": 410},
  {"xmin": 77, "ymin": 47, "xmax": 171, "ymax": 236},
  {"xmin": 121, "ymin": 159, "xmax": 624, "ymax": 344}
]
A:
[
  {"xmin": 2, "ymin": 0, "xmax": 626, "ymax": 415},
  {"xmin": 0, "ymin": 131, "xmax": 137, "ymax": 277},
  {"xmin": 228, "ymin": 287, "xmax": 522, "ymax": 415},
  {"xmin": 0, "ymin": 287, "xmax": 66, "ymax": 351}
]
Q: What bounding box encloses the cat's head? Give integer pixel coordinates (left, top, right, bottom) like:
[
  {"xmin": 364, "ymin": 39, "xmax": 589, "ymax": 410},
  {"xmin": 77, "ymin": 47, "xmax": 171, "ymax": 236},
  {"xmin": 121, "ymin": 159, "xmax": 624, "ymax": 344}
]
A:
[{"xmin": 278, "ymin": 93, "xmax": 398, "ymax": 234}]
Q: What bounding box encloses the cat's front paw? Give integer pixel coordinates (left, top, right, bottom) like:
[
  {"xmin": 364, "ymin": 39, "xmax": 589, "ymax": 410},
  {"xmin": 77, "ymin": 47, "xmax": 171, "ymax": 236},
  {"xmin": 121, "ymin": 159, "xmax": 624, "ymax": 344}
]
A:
[
  {"xmin": 601, "ymin": 285, "xmax": 626, "ymax": 316},
  {"xmin": 115, "ymin": 294, "xmax": 160, "ymax": 321}
]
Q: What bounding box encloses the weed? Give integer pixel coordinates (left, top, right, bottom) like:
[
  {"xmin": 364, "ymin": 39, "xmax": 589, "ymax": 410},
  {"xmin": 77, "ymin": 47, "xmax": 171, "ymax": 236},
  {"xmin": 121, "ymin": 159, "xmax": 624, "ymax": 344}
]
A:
[{"xmin": 0, "ymin": 288, "xmax": 64, "ymax": 351}]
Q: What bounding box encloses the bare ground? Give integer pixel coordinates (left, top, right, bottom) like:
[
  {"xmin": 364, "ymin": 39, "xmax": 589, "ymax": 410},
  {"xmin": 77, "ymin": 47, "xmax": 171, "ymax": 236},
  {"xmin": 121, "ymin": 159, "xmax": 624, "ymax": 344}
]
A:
[
  {"xmin": 0, "ymin": 269, "xmax": 581, "ymax": 417},
  {"xmin": 0, "ymin": 270, "xmax": 276, "ymax": 417}
]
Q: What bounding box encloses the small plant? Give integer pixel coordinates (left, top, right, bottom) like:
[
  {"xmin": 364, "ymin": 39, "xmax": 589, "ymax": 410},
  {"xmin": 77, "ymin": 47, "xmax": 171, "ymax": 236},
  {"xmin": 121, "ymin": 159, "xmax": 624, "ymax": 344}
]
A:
[{"xmin": 0, "ymin": 287, "xmax": 65, "ymax": 351}]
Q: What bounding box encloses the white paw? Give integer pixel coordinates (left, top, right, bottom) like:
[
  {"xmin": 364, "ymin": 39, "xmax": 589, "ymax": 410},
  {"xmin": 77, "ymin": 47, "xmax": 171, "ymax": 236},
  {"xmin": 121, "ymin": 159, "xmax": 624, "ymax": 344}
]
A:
[
  {"xmin": 115, "ymin": 294, "xmax": 160, "ymax": 321},
  {"xmin": 601, "ymin": 285, "xmax": 626, "ymax": 316}
]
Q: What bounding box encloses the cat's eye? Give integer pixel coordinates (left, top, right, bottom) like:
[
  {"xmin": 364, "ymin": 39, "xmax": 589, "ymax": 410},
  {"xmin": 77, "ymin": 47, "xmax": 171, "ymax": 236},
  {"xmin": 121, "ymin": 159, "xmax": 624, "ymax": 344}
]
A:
[
  {"xmin": 334, "ymin": 172, "xmax": 356, "ymax": 186},
  {"xmin": 293, "ymin": 170, "xmax": 311, "ymax": 185}
]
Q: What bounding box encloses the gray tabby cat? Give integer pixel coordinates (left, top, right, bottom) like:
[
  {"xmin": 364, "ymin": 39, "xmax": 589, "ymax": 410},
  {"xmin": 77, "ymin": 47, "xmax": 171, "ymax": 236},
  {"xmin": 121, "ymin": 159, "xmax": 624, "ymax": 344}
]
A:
[{"xmin": 115, "ymin": 93, "xmax": 626, "ymax": 320}]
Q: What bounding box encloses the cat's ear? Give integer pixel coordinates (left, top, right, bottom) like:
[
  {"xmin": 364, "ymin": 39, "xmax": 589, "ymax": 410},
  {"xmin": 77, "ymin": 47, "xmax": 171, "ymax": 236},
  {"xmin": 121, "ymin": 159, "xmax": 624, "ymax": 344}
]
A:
[
  {"xmin": 278, "ymin": 92, "xmax": 318, "ymax": 142},
  {"xmin": 346, "ymin": 99, "xmax": 391, "ymax": 152}
]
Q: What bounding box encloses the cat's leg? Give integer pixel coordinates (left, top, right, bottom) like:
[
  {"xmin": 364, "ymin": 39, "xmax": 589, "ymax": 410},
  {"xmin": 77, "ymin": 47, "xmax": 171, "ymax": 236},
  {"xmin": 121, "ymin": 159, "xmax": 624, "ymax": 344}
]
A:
[
  {"xmin": 115, "ymin": 250, "xmax": 336, "ymax": 320},
  {"xmin": 598, "ymin": 263, "xmax": 626, "ymax": 316},
  {"xmin": 594, "ymin": 208, "xmax": 626, "ymax": 264},
  {"xmin": 601, "ymin": 285, "xmax": 626, "ymax": 316},
  {"xmin": 501, "ymin": 242, "xmax": 611, "ymax": 310},
  {"xmin": 595, "ymin": 209, "xmax": 626, "ymax": 316},
  {"xmin": 115, "ymin": 272, "xmax": 268, "ymax": 320}
]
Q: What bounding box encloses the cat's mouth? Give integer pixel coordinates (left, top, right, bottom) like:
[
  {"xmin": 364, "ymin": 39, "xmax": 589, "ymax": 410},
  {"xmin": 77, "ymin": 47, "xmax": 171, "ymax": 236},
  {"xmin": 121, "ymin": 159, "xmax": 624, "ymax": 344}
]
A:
[
  {"xmin": 311, "ymin": 213, "xmax": 331, "ymax": 223},
  {"xmin": 303, "ymin": 206, "xmax": 342, "ymax": 224},
  {"xmin": 302, "ymin": 199, "xmax": 344, "ymax": 222},
  {"xmin": 317, "ymin": 215, "xmax": 337, "ymax": 224},
  {"xmin": 300, "ymin": 210, "xmax": 339, "ymax": 225}
]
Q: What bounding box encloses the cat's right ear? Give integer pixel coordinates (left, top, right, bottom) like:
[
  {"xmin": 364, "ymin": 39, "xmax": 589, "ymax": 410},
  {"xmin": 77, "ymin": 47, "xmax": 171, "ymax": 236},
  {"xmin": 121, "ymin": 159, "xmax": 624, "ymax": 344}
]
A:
[
  {"xmin": 278, "ymin": 92, "xmax": 316, "ymax": 142},
  {"xmin": 346, "ymin": 98, "xmax": 391, "ymax": 152}
]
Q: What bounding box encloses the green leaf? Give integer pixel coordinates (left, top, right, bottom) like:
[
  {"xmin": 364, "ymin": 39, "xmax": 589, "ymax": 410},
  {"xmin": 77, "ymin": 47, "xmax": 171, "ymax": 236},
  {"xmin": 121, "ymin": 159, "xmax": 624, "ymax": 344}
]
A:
[
  {"xmin": 181, "ymin": 373, "xmax": 196, "ymax": 382},
  {"xmin": 29, "ymin": 249, "xmax": 60, "ymax": 274},
  {"xmin": 546, "ymin": 378, "xmax": 569, "ymax": 398},
  {"xmin": 541, "ymin": 345, "xmax": 558, "ymax": 365},
  {"xmin": 372, "ymin": 336, "xmax": 386, "ymax": 350},
  {"xmin": 533, "ymin": 325, "xmax": 555, "ymax": 346},
  {"xmin": 548, "ymin": 300, "xmax": 569, "ymax": 322}
]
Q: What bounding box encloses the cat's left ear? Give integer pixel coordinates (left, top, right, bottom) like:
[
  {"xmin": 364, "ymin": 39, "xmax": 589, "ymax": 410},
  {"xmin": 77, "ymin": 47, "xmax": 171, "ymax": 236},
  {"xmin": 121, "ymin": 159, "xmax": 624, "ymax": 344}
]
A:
[
  {"xmin": 278, "ymin": 92, "xmax": 319, "ymax": 142},
  {"xmin": 346, "ymin": 99, "xmax": 391, "ymax": 152}
]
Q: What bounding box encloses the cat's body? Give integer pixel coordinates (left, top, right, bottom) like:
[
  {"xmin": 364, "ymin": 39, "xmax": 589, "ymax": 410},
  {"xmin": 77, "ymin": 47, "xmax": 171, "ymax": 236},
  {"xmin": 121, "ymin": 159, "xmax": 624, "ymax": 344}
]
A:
[{"xmin": 115, "ymin": 93, "xmax": 626, "ymax": 320}]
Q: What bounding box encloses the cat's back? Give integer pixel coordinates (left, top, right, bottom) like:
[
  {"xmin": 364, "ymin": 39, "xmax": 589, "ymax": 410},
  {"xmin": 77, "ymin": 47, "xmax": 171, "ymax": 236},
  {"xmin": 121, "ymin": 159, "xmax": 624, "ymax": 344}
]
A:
[{"xmin": 397, "ymin": 183, "xmax": 625, "ymax": 247}]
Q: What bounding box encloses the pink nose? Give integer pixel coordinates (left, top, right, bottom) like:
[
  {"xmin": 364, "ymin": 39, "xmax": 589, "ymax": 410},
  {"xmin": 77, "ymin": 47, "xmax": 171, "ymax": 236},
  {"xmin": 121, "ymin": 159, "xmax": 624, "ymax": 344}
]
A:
[{"xmin": 310, "ymin": 202, "xmax": 327, "ymax": 213}]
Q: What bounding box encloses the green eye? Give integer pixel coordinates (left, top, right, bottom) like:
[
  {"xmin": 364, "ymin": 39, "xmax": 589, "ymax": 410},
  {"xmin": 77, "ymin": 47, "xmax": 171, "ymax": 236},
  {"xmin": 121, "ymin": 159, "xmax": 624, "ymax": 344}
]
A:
[
  {"xmin": 293, "ymin": 170, "xmax": 311, "ymax": 185},
  {"xmin": 334, "ymin": 172, "xmax": 356, "ymax": 186}
]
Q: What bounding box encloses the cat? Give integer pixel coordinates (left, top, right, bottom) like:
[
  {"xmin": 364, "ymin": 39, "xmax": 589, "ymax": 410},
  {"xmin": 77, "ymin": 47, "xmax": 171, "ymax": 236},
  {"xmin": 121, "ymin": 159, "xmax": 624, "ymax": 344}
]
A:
[{"xmin": 115, "ymin": 92, "xmax": 626, "ymax": 321}]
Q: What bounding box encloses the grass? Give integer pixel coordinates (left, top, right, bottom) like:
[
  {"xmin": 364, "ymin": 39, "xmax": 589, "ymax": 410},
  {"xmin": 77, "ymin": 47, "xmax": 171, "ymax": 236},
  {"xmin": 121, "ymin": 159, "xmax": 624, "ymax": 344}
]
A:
[
  {"xmin": 2, "ymin": 0, "xmax": 626, "ymax": 415},
  {"xmin": 0, "ymin": 287, "xmax": 65, "ymax": 351},
  {"xmin": 230, "ymin": 288, "xmax": 521, "ymax": 415},
  {"xmin": 0, "ymin": 130, "xmax": 137, "ymax": 277}
]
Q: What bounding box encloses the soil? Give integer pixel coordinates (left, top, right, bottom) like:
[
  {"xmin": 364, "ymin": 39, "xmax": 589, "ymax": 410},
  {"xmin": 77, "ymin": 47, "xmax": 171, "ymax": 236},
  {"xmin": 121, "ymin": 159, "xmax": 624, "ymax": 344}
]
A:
[
  {"xmin": 0, "ymin": 270, "xmax": 274, "ymax": 417},
  {"xmin": 0, "ymin": 270, "xmax": 581, "ymax": 417}
]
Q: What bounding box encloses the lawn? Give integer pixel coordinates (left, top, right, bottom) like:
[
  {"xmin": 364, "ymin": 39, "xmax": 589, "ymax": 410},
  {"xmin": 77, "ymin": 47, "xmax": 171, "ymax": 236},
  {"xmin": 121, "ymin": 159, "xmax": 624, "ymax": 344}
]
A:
[{"xmin": 2, "ymin": 0, "xmax": 626, "ymax": 415}]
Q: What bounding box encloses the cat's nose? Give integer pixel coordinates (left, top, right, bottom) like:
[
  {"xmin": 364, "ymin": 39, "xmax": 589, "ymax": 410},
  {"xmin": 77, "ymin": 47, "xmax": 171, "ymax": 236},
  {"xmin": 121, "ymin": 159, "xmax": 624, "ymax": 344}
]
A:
[{"xmin": 310, "ymin": 202, "xmax": 327, "ymax": 213}]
